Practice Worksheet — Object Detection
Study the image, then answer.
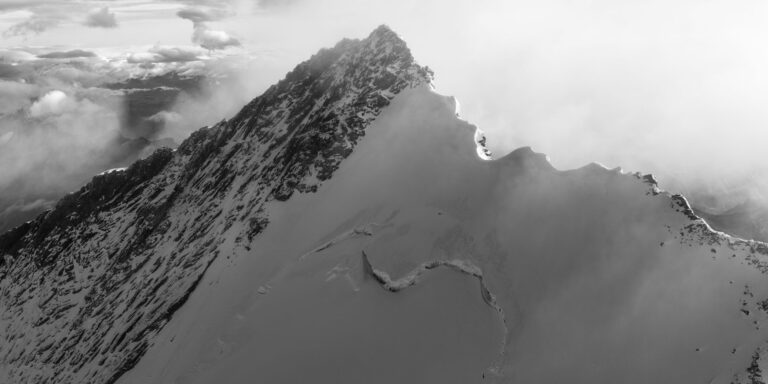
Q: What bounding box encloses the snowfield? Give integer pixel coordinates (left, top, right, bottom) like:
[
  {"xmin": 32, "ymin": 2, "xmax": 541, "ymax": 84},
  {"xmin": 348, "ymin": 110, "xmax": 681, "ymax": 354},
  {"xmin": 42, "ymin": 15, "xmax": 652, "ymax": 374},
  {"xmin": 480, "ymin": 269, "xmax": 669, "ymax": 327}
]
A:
[{"xmin": 121, "ymin": 83, "xmax": 768, "ymax": 383}]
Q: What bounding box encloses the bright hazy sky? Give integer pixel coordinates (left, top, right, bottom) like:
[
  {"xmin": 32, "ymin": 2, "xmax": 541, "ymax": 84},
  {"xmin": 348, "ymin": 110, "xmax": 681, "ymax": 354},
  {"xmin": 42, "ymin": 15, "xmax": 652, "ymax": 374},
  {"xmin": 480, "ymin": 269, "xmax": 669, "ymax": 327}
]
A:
[{"xmin": 3, "ymin": 0, "xmax": 768, "ymax": 205}]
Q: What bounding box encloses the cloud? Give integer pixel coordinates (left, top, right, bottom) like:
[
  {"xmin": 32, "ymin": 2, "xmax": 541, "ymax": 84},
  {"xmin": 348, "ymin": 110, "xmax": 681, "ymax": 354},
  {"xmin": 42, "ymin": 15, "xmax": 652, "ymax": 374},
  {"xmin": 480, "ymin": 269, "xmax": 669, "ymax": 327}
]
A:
[
  {"xmin": 0, "ymin": 64, "xmax": 23, "ymax": 80},
  {"xmin": 188, "ymin": 0, "xmax": 768, "ymax": 215},
  {"xmin": 192, "ymin": 26, "xmax": 240, "ymax": 50},
  {"xmin": 0, "ymin": 0, "xmax": 58, "ymax": 12},
  {"xmin": 1, "ymin": 2, "xmax": 118, "ymax": 36},
  {"xmin": 29, "ymin": 90, "xmax": 75, "ymax": 117},
  {"xmin": 177, "ymin": 6, "xmax": 240, "ymax": 50},
  {"xmin": 0, "ymin": 49, "xmax": 37, "ymax": 63},
  {"xmin": 177, "ymin": 7, "xmax": 223, "ymax": 23},
  {"xmin": 0, "ymin": 132, "xmax": 13, "ymax": 146},
  {"xmin": 1, "ymin": 198, "xmax": 53, "ymax": 213},
  {"xmin": 38, "ymin": 49, "xmax": 97, "ymax": 59},
  {"xmin": 3, "ymin": 15, "xmax": 61, "ymax": 37},
  {"xmin": 176, "ymin": 0, "xmax": 240, "ymax": 10},
  {"xmin": 152, "ymin": 46, "xmax": 203, "ymax": 62},
  {"xmin": 0, "ymin": 79, "xmax": 125, "ymax": 221},
  {"xmin": 146, "ymin": 110, "xmax": 183, "ymax": 125},
  {"xmin": 152, "ymin": 55, "xmax": 280, "ymax": 142},
  {"xmin": 257, "ymin": 0, "xmax": 300, "ymax": 8},
  {"xmin": 84, "ymin": 7, "xmax": 118, "ymax": 28},
  {"xmin": 0, "ymin": 48, "xmax": 238, "ymax": 232},
  {"xmin": 127, "ymin": 46, "xmax": 204, "ymax": 64},
  {"xmin": 0, "ymin": 80, "xmax": 38, "ymax": 113}
]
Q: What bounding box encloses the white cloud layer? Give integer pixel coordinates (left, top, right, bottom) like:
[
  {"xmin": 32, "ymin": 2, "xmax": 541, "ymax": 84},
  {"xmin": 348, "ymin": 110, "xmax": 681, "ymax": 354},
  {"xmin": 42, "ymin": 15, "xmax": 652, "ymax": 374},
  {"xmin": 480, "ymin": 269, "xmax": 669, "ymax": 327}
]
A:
[
  {"xmin": 210, "ymin": 0, "xmax": 768, "ymax": 211},
  {"xmin": 2, "ymin": 0, "xmax": 768, "ymax": 216},
  {"xmin": 127, "ymin": 46, "xmax": 204, "ymax": 63},
  {"xmin": 29, "ymin": 90, "xmax": 72, "ymax": 117},
  {"xmin": 84, "ymin": 7, "xmax": 117, "ymax": 28},
  {"xmin": 192, "ymin": 25, "xmax": 239, "ymax": 50},
  {"xmin": 176, "ymin": 6, "xmax": 240, "ymax": 50}
]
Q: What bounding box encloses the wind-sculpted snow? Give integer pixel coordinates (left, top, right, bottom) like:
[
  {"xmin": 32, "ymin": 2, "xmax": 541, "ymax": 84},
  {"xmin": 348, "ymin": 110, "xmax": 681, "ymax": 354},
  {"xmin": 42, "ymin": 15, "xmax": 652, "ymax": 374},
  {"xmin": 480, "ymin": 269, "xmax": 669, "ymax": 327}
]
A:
[
  {"xmin": 0, "ymin": 25, "xmax": 431, "ymax": 384},
  {"xmin": 361, "ymin": 250, "xmax": 509, "ymax": 376}
]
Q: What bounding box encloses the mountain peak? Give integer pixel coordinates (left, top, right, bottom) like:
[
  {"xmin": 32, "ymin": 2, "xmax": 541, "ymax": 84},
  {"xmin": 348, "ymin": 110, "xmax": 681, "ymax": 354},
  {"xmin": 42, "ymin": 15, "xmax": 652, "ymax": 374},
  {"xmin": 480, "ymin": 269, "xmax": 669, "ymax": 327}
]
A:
[
  {"xmin": 369, "ymin": 24, "xmax": 397, "ymax": 37},
  {"xmin": 0, "ymin": 26, "xmax": 439, "ymax": 384},
  {"xmin": 366, "ymin": 24, "xmax": 405, "ymax": 47},
  {"xmin": 361, "ymin": 25, "xmax": 418, "ymax": 68},
  {"xmin": 225, "ymin": 26, "xmax": 433, "ymax": 201}
]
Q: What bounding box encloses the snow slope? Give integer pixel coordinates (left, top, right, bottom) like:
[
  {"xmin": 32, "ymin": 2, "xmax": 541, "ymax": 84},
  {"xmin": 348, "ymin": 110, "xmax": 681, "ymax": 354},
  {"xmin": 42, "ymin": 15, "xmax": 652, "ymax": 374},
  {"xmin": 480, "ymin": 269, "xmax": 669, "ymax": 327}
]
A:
[
  {"xmin": 3, "ymin": 25, "xmax": 768, "ymax": 384},
  {"xmin": 119, "ymin": 82, "xmax": 768, "ymax": 383}
]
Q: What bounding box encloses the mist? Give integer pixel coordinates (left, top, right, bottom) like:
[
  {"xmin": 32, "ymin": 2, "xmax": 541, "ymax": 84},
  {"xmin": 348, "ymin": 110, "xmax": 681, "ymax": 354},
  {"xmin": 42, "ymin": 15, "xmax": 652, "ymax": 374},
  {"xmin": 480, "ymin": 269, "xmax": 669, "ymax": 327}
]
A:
[
  {"xmin": 0, "ymin": 77, "xmax": 126, "ymax": 231},
  {"xmin": 218, "ymin": 0, "xmax": 768, "ymax": 212},
  {"xmin": 0, "ymin": 52, "xmax": 213, "ymax": 232},
  {"xmin": 2, "ymin": 0, "xmax": 767, "ymax": 231},
  {"xmin": 155, "ymin": 56, "xmax": 285, "ymax": 143}
]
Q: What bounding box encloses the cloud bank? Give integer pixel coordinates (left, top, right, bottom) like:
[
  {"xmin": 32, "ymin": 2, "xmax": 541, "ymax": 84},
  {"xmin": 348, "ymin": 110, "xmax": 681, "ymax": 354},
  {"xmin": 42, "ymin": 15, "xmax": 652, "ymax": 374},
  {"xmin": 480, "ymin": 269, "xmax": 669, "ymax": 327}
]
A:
[
  {"xmin": 177, "ymin": 6, "xmax": 240, "ymax": 50},
  {"xmin": 221, "ymin": 0, "xmax": 768, "ymax": 212},
  {"xmin": 3, "ymin": 14, "xmax": 61, "ymax": 37},
  {"xmin": 127, "ymin": 46, "xmax": 204, "ymax": 64},
  {"xmin": 84, "ymin": 7, "xmax": 118, "ymax": 28},
  {"xmin": 37, "ymin": 49, "xmax": 97, "ymax": 59},
  {"xmin": 0, "ymin": 81, "xmax": 125, "ymax": 232},
  {"xmin": 0, "ymin": 46, "xmax": 222, "ymax": 232},
  {"xmin": 2, "ymin": 0, "xmax": 768, "ymax": 224}
]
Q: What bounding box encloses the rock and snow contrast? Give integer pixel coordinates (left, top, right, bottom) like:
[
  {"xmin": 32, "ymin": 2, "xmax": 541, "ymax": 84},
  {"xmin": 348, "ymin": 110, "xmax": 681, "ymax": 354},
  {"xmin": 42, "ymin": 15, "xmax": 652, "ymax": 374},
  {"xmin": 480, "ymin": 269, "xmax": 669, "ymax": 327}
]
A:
[{"xmin": 2, "ymin": 25, "xmax": 768, "ymax": 384}]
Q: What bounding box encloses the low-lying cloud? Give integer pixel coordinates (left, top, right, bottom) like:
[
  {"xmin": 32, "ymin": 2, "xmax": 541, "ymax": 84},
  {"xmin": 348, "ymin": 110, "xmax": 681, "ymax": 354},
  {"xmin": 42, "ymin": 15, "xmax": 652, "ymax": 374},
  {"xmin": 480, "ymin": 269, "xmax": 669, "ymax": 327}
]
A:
[
  {"xmin": 127, "ymin": 46, "xmax": 204, "ymax": 64},
  {"xmin": 2, "ymin": 0, "xmax": 767, "ymax": 228},
  {"xmin": 192, "ymin": 26, "xmax": 240, "ymax": 50},
  {"xmin": 224, "ymin": 0, "xmax": 768, "ymax": 213},
  {"xmin": 38, "ymin": 49, "xmax": 97, "ymax": 59},
  {"xmin": 177, "ymin": 7, "xmax": 225, "ymax": 23},
  {"xmin": 177, "ymin": 6, "xmax": 240, "ymax": 50},
  {"xmin": 3, "ymin": 14, "xmax": 61, "ymax": 37},
  {"xmin": 29, "ymin": 90, "xmax": 74, "ymax": 117},
  {"xmin": 0, "ymin": 47, "xmax": 222, "ymax": 232},
  {"xmin": 84, "ymin": 7, "xmax": 118, "ymax": 28},
  {"xmin": 0, "ymin": 79, "xmax": 125, "ymax": 231}
]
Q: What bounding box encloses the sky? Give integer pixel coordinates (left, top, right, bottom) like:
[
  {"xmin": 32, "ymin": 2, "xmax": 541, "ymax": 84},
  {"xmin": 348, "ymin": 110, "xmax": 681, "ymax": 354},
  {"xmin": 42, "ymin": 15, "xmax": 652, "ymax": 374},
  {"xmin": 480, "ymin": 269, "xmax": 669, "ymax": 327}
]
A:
[{"xmin": 1, "ymin": 0, "xmax": 768, "ymax": 222}]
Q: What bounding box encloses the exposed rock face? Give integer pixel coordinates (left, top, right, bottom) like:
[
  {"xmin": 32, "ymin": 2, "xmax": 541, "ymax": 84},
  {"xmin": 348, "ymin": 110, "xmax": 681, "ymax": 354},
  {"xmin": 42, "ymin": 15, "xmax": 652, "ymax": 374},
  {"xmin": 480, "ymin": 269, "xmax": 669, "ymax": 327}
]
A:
[{"xmin": 0, "ymin": 25, "xmax": 430, "ymax": 384}]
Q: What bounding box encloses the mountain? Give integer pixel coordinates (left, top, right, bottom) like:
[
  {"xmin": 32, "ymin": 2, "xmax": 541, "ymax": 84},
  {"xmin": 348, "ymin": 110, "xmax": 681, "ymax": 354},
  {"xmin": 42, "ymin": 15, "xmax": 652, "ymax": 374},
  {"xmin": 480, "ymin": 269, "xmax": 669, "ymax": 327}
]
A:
[{"xmin": 2, "ymin": 25, "xmax": 768, "ymax": 384}]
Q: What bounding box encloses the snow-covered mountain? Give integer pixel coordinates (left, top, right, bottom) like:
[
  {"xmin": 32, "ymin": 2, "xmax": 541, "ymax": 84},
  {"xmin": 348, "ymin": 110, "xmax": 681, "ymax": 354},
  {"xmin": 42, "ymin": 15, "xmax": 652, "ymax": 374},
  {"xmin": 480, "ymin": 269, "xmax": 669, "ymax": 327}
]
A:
[{"xmin": 3, "ymin": 25, "xmax": 768, "ymax": 384}]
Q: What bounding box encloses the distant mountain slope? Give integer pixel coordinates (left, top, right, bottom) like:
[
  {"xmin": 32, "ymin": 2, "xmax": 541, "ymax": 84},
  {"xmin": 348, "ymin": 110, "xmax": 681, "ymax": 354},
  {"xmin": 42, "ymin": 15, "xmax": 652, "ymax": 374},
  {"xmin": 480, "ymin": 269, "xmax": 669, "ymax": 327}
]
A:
[{"xmin": 3, "ymin": 26, "xmax": 768, "ymax": 384}]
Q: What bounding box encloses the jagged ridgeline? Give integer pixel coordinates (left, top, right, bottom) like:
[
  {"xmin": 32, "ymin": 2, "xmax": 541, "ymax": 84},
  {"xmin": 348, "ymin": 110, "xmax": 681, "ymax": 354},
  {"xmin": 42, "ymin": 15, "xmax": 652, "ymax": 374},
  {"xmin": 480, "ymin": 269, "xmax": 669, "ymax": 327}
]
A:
[
  {"xmin": 0, "ymin": 26, "xmax": 432, "ymax": 384},
  {"xmin": 3, "ymin": 24, "xmax": 768, "ymax": 384}
]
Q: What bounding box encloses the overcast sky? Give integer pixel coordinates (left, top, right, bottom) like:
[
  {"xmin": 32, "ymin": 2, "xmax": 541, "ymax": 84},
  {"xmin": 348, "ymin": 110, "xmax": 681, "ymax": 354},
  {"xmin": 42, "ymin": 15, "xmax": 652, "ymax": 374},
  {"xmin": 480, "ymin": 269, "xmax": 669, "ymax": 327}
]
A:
[{"xmin": 2, "ymin": 0, "xmax": 768, "ymax": 209}]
